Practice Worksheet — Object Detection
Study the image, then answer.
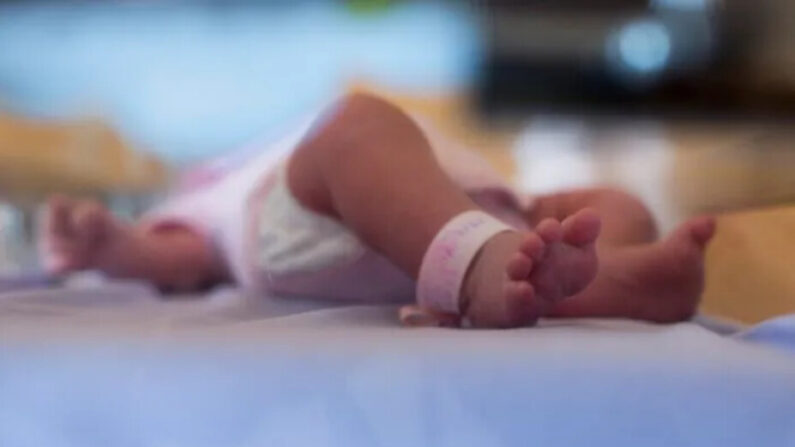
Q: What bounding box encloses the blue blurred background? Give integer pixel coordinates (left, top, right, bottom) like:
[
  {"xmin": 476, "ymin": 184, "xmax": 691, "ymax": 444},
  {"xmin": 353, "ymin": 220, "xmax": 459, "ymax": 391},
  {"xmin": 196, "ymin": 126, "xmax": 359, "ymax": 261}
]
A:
[{"xmin": 0, "ymin": 1, "xmax": 479, "ymax": 162}]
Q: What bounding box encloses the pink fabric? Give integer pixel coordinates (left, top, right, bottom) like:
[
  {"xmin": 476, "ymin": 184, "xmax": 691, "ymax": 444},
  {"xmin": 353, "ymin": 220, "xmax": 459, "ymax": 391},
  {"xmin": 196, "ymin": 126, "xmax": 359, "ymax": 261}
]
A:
[
  {"xmin": 144, "ymin": 116, "xmax": 315, "ymax": 283},
  {"xmin": 145, "ymin": 110, "xmax": 531, "ymax": 303}
]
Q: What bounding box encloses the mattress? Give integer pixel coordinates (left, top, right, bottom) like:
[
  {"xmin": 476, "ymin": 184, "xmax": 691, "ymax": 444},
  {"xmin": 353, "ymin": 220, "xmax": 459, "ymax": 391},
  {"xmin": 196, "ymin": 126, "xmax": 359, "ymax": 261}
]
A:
[{"xmin": 1, "ymin": 276, "xmax": 794, "ymax": 446}]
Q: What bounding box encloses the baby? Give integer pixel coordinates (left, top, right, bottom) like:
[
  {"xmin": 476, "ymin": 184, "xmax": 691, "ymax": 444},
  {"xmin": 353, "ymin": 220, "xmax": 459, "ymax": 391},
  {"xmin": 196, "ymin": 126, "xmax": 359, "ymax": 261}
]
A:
[{"xmin": 40, "ymin": 94, "xmax": 715, "ymax": 328}]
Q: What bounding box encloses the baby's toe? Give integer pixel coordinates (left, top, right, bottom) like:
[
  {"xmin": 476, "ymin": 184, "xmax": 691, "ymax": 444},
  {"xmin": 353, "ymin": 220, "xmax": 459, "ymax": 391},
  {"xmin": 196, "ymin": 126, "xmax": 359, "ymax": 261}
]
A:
[
  {"xmin": 505, "ymin": 281, "xmax": 534, "ymax": 304},
  {"xmin": 506, "ymin": 252, "xmax": 533, "ymax": 280},
  {"xmin": 519, "ymin": 232, "xmax": 545, "ymax": 261},
  {"xmin": 561, "ymin": 208, "xmax": 601, "ymax": 247},
  {"xmin": 687, "ymin": 216, "xmax": 716, "ymax": 249},
  {"xmin": 669, "ymin": 216, "xmax": 716, "ymax": 252},
  {"xmin": 536, "ymin": 218, "xmax": 563, "ymax": 244},
  {"xmin": 504, "ymin": 281, "xmax": 539, "ymax": 326}
]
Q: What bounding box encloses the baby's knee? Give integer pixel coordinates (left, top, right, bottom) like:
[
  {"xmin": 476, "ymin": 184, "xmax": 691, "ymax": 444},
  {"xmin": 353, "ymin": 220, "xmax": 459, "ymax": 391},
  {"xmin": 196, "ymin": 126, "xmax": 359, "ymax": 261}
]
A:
[
  {"xmin": 312, "ymin": 93, "xmax": 425, "ymax": 159},
  {"xmin": 335, "ymin": 92, "xmax": 397, "ymax": 119},
  {"xmin": 591, "ymin": 187, "xmax": 656, "ymax": 229},
  {"xmin": 592, "ymin": 188, "xmax": 647, "ymax": 210}
]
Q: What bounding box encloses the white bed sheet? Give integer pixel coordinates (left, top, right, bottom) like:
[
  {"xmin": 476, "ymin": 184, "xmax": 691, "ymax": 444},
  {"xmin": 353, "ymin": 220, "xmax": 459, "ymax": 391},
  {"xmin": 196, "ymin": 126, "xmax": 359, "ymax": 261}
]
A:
[{"xmin": 1, "ymin": 277, "xmax": 794, "ymax": 447}]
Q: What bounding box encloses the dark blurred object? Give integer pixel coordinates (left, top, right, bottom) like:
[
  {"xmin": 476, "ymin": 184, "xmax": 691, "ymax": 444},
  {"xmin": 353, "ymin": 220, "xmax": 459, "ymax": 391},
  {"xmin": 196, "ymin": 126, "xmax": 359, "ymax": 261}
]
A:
[{"xmin": 477, "ymin": 0, "xmax": 795, "ymax": 119}]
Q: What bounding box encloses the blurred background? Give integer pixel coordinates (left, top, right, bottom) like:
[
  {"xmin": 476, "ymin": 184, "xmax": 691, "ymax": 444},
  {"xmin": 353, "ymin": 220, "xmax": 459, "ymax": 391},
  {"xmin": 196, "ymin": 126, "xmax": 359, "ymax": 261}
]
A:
[{"xmin": 0, "ymin": 0, "xmax": 793, "ymax": 322}]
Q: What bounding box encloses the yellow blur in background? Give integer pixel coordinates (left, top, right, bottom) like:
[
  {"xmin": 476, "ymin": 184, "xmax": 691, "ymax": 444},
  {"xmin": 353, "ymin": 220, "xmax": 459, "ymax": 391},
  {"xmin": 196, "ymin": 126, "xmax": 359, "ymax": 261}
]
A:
[{"xmin": 0, "ymin": 114, "xmax": 167, "ymax": 199}]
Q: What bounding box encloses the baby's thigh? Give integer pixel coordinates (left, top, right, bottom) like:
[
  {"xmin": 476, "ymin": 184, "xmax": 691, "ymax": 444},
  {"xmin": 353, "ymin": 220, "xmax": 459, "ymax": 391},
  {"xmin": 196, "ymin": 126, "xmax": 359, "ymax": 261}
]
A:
[{"xmin": 250, "ymin": 171, "xmax": 413, "ymax": 302}]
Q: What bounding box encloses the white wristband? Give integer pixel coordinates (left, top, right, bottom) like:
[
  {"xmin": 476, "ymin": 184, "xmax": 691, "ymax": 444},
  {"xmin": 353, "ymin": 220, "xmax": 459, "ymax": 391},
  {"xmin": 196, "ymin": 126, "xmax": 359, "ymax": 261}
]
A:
[{"xmin": 416, "ymin": 211, "xmax": 512, "ymax": 315}]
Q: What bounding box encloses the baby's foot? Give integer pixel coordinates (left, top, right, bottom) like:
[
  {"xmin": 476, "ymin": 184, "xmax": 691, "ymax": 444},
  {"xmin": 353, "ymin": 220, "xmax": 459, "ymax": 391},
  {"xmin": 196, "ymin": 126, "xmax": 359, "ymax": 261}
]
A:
[
  {"xmin": 39, "ymin": 195, "xmax": 131, "ymax": 274},
  {"xmin": 551, "ymin": 216, "xmax": 716, "ymax": 323},
  {"xmin": 613, "ymin": 217, "xmax": 715, "ymax": 322},
  {"xmin": 463, "ymin": 208, "xmax": 601, "ymax": 328}
]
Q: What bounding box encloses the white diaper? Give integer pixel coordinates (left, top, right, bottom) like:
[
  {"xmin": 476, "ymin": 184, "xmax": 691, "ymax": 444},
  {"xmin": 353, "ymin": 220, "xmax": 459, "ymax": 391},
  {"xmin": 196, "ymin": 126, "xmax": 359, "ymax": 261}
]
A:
[
  {"xmin": 254, "ymin": 161, "xmax": 367, "ymax": 276},
  {"xmin": 246, "ymin": 155, "xmax": 532, "ymax": 304},
  {"xmin": 244, "ymin": 159, "xmax": 416, "ymax": 302}
]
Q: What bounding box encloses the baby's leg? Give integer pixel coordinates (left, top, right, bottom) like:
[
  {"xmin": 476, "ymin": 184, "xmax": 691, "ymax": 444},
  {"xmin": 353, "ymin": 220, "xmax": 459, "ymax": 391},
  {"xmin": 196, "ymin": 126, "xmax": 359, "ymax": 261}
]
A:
[
  {"xmin": 40, "ymin": 195, "xmax": 226, "ymax": 291},
  {"xmin": 288, "ymin": 94, "xmax": 600, "ymax": 327},
  {"xmin": 526, "ymin": 189, "xmax": 715, "ymax": 322}
]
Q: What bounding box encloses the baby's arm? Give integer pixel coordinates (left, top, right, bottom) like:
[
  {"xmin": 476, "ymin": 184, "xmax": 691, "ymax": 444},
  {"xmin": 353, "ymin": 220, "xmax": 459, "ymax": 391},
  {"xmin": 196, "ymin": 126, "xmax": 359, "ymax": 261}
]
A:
[{"xmin": 40, "ymin": 195, "xmax": 227, "ymax": 291}]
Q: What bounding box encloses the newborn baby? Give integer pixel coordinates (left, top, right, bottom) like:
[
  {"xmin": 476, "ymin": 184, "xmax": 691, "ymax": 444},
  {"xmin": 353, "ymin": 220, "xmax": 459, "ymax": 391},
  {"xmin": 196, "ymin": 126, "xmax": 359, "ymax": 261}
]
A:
[{"xmin": 40, "ymin": 94, "xmax": 715, "ymax": 328}]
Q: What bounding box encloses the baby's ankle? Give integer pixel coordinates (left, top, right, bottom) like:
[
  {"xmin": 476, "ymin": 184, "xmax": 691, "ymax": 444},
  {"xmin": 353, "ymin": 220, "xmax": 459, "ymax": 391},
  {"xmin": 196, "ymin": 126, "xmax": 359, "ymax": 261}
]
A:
[{"xmin": 460, "ymin": 231, "xmax": 529, "ymax": 326}]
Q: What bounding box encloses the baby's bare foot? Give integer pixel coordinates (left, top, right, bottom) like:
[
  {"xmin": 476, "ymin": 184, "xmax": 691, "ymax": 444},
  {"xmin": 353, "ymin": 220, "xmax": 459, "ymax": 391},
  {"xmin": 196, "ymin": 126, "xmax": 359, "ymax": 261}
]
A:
[
  {"xmin": 463, "ymin": 208, "xmax": 601, "ymax": 328},
  {"xmin": 550, "ymin": 216, "xmax": 716, "ymax": 323},
  {"xmin": 614, "ymin": 216, "xmax": 715, "ymax": 322},
  {"xmin": 39, "ymin": 195, "xmax": 130, "ymax": 274},
  {"xmin": 529, "ymin": 210, "xmax": 601, "ymax": 303}
]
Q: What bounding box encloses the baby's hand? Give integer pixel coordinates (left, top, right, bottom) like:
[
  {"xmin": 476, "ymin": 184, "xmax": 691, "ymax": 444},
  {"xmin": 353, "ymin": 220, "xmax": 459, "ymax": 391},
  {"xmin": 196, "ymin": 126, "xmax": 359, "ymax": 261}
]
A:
[{"xmin": 38, "ymin": 195, "xmax": 124, "ymax": 273}]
